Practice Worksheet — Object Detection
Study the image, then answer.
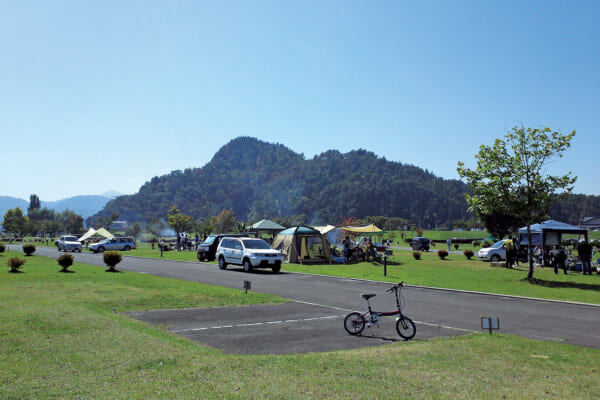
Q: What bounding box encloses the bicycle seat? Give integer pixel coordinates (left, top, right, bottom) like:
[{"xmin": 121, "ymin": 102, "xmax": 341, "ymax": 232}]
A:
[{"xmin": 361, "ymin": 293, "xmax": 376, "ymax": 300}]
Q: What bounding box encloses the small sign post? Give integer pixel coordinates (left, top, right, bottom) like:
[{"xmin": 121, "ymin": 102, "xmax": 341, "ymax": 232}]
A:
[
  {"xmin": 481, "ymin": 317, "xmax": 500, "ymax": 334},
  {"xmin": 383, "ymin": 253, "xmax": 388, "ymax": 276},
  {"xmin": 243, "ymin": 280, "xmax": 251, "ymax": 294}
]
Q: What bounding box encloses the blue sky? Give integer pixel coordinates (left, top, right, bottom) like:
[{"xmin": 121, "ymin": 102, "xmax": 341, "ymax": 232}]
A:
[{"xmin": 1, "ymin": 1, "xmax": 598, "ymax": 201}]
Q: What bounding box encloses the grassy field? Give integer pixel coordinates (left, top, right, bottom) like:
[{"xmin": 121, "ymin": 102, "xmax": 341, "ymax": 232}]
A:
[{"xmin": 1, "ymin": 251, "xmax": 599, "ymax": 399}]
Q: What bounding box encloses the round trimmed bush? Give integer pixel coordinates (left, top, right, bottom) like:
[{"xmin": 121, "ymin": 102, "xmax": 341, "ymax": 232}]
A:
[
  {"xmin": 22, "ymin": 244, "xmax": 36, "ymax": 256},
  {"xmin": 8, "ymin": 256, "xmax": 25, "ymax": 273},
  {"xmin": 57, "ymin": 254, "xmax": 75, "ymax": 272},
  {"xmin": 103, "ymin": 251, "xmax": 122, "ymax": 272},
  {"xmin": 437, "ymin": 249, "xmax": 449, "ymax": 260},
  {"xmin": 412, "ymin": 251, "xmax": 421, "ymax": 260},
  {"xmin": 0, "ymin": 244, "xmax": 5, "ymax": 253},
  {"xmin": 463, "ymin": 249, "xmax": 474, "ymax": 260}
]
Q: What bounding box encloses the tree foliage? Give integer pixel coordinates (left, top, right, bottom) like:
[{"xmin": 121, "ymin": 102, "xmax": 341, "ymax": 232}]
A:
[
  {"xmin": 167, "ymin": 206, "xmax": 193, "ymax": 235},
  {"xmin": 458, "ymin": 126, "xmax": 576, "ymax": 279},
  {"xmin": 28, "ymin": 194, "xmax": 41, "ymax": 213},
  {"xmin": 2, "ymin": 207, "xmax": 28, "ymax": 236}
]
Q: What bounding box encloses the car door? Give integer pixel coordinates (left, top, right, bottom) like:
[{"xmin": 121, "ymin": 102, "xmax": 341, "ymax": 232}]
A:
[{"xmin": 231, "ymin": 240, "xmax": 243, "ymax": 264}]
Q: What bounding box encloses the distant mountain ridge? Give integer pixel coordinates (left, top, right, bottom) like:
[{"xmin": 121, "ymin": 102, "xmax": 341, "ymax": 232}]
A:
[
  {"xmin": 87, "ymin": 137, "xmax": 600, "ymax": 227},
  {"xmin": 88, "ymin": 137, "xmax": 474, "ymax": 226},
  {"xmin": 0, "ymin": 192, "xmax": 122, "ymax": 220}
]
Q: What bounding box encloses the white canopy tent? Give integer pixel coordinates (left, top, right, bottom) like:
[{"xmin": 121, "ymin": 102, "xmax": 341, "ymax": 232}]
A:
[{"xmin": 79, "ymin": 227, "xmax": 114, "ymax": 242}]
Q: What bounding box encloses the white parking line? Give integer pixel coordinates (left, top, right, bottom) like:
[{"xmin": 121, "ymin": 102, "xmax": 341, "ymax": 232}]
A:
[{"xmin": 172, "ymin": 315, "xmax": 345, "ymax": 333}]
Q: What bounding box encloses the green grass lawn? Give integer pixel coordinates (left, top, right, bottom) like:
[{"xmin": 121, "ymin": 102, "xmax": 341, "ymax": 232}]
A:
[{"xmin": 1, "ymin": 251, "xmax": 599, "ymax": 399}]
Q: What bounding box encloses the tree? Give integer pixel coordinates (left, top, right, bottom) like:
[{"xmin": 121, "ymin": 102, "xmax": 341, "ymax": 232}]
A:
[
  {"xmin": 126, "ymin": 222, "xmax": 142, "ymax": 242},
  {"xmin": 28, "ymin": 194, "xmax": 41, "ymax": 213},
  {"xmin": 58, "ymin": 210, "xmax": 84, "ymax": 234},
  {"xmin": 457, "ymin": 126, "xmax": 576, "ymax": 279},
  {"xmin": 167, "ymin": 206, "xmax": 193, "ymax": 236},
  {"xmin": 2, "ymin": 208, "xmax": 28, "ymax": 237},
  {"xmin": 214, "ymin": 209, "xmax": 236, "ymax": 233}
]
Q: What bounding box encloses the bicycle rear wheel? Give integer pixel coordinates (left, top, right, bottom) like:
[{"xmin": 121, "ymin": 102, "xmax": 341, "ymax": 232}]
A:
[
  {"xmin": 396, "ymin": 316, "xmax": 416, "ymax": 340},
  {"xmin": 344, "ymin": 312, "xmax": 365, "ymax": 335}
]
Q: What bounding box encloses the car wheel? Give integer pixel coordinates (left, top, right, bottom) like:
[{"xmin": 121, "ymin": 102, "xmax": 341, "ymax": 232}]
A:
[
  {"xmin": 272, "ymin": 264, "xmax": 281, "ymax": 274},
  {"xmin": 124, "ymin": 245, "xmax": 131, "ymax": 251},
  {"xmin": 98, "ymin": 247, "xmax": 105, "ymax": 253},
  {"xmin": 218, "ymin": 256, "xmax": 227, "ymax": 270},
  {"xmin": 490, "ymin": 254, "xmax": 501, "ymax": 262},
  {"xmin": 75, "ymin": 248, "xmax": 81, "ymax": 253},
  {"xmin": 243, "ymin": 259, "xmax": 253, "ymax": 273}
]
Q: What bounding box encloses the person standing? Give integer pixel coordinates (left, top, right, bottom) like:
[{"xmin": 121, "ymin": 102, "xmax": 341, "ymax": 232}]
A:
[
  {"xmin": 446, "ymin": 238, "xmax": 452, "ymax": 251},
  {"xmin": 577, "ymin": 239, "xmax": 593, "ymax": 275},
  {"xmin": 502, "ymin": 236, "xmax": 515, "ymax": 268},
  {"xmin": 550, "ymin": 248, "xmax": 567, "ymax": 274}
]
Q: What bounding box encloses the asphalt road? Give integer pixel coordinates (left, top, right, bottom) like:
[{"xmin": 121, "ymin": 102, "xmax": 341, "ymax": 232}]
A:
[{"xmin": 12, "ymin": 245, "xmax": 600, "ymax": 353}]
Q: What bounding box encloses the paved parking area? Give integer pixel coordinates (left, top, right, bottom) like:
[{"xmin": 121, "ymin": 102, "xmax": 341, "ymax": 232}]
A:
[{"xmin": 128, "ymin": 302, "xmax": 471, "ymax": 354}]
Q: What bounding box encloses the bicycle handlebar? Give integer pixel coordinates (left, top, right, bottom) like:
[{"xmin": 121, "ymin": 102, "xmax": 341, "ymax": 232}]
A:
[{"xmin": 386, "ymin": 281, "xmax": 404, "ymax": 292}]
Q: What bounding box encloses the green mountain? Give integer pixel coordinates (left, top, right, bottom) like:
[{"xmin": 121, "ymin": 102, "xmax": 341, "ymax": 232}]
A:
[
  {"xmin": 87, "ymin": 137, "xmax": 472, "ymax": 226},
  {"xmin": 87, "ymin": 136, "xmax": 600, "ymax": 227}
]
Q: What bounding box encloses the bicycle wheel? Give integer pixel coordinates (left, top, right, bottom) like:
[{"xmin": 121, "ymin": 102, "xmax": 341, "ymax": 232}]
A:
[
  {"xmin": 396, "ymin": 316, "xmax": 416, "ymax": 340},
  {"xmin": 344, "ymin": 312, "xmax": 365, "ymax": 335}
]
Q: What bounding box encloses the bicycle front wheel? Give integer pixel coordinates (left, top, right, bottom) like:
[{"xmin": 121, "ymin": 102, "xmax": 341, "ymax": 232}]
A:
[
  {"xmin": 396, "ymin": 316, "xmax": 416, "ymax": 340},
  {"xmin": 344, "ymin": 312, "xmax": 365, "ymax": 335}
]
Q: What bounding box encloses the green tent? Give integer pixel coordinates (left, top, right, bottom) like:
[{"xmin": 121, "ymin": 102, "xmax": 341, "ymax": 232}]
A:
[{"xmin": 272, "ymin": 226, "xmax": 331, "ymax": 264}]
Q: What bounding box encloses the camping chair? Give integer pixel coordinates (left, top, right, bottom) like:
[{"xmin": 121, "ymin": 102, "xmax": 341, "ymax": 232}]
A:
[{"xmin": 593, "ymin": 257, "xmax": 600, "ymax": 274}]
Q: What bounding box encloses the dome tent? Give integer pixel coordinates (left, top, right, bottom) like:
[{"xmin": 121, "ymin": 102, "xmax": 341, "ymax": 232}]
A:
[{"xmin": 272, "ymin": 226, "xmax": 331, "ymax": 264}]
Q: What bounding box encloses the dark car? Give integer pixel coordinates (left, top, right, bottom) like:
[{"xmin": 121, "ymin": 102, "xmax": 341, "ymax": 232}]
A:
[
  {"xmin": 411, "ymin": 237, "xmax": 430, "ymax": 251},
  {"xmin": 196, "ymin": 233, "xmax": 248, "ymax": 261}
]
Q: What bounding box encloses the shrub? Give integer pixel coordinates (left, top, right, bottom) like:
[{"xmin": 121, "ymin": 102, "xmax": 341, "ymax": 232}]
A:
[
  {"xmin": 472, "ymin": 240, "xmax": 480, "ymax": 247},
  {"xmin": 412, "ymin": 251, "xmax": 421, "ymax": 260},
  {"xmin": 464, "ymin": 249, "xmax": 474, "ymax": 260},
  {"xmin": 0, "ymin": 244, "xmax": 5, "ymax": 254},
  {"xmin": 8, "ymin": 257, "xmax": 25, "ymax": 273},
  {"xmin": 103, "ymin": 251, "xmax": 122, "ymax": 272},
  {"xmin": 454, "ymin": 243, "xmax": 459, "ymax": 250},
  {"xmin": 22, "ymin": 244, "xmax": 36, "ymax": 256},
  {"xmin": 437, "ymin": 249, "xmax": 449, "ymax": 260},
  {"xmin": 481, "ymin": 241, "xmax": 491, "ymax": 248},
  {"xmin": 57, "ymin": 254, "xmax": 75, "ymax": 272}
]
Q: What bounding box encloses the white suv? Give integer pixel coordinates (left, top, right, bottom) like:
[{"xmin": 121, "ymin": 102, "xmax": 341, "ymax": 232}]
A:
[
  {"xmin": 57, "ymin": 235, "xmax": 82, "ymax": 252},
  {"xmin": 216, "ymin": 237, "xmax": 283, "ymax": 273},
  {"xmin": 477, "ymin": 240, "xmax": 506, "ymax": 262}
]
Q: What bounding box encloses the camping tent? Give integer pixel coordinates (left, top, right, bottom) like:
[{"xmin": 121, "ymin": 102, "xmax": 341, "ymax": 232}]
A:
[
  {"xmin": 251, "ymin": 218, "xmax": 285, "ymax": 233},
  {"xmin": 78, "ymin": 227, "xmax": 114, "ymax": 242},
  {"xmin": 341, "ymin": 224, "xmax": 385, "ymax": 234},
  {"xmin": 518, "ymin": 219, "xmax": 588, "ymax": 246},
  {"xmin": 272, "ymin": 226, "xmax": 332, "ymax": 264}
]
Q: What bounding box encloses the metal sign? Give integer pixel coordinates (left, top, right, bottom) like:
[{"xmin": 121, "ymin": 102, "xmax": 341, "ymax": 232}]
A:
[{"xmin": 481, "ymin": 317, "xmax": 500, "ymax": 334}]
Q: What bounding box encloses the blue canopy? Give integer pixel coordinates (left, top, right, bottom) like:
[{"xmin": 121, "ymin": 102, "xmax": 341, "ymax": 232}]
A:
[{"xmin": 518, "ymin": 219, "xmax": 587, "ymax": 246}]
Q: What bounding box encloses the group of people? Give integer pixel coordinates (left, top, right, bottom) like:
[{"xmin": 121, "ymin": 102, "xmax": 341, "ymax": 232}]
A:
[
  {"xmin": 503, "ymin": 235, "xmax": 596, "ymax": 275},
  {"xmin": 341, "ymin": 236, "xmax": 379, "ymax": 262}
]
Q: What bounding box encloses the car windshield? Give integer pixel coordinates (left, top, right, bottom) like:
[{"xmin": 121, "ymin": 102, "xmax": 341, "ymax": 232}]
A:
[
  {"xmin": 491, "ymin": 240, "xmax": 505, "ymax": 248},
  {"xmin": 242, "ymin": 239, "xmax": 271, "ymax": 250},
  {"xmin": 203, "ymin": 236, "xmax": 216, "ymax": 245},
  {"xmin": 64, "ymin": 236, "xmax": 78, "ymax": 241}
]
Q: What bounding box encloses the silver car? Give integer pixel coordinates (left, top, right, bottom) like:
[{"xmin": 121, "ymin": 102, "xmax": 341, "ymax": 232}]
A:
[
  {"xmin": 57, "ymin": 235, "xmax": 82, "ymax": 252},
  {"xmin": 89, "ymin": 237, "xmax": 136, "ymax": 253},
  {"xmin": 477, "ymin": 240, "xmax": 506, "ymax": 262}
]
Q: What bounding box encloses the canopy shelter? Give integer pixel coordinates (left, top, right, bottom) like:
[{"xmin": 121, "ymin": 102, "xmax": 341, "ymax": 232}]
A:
[
  {"xmin": 272, "ymin": 226, "xmax": 331, "ymax": 264},
  {"xmin": 341, "ymin": 224, "xmax": 385, "ymax": 234},
  {"xmin": 251, "ymin": 218, "xmax": 286, "ymax": 233},
  {"xmin": 78, "ymin": 227, "xmax": 114, "ymax": 242},
  {"xmin": 518, "ymin": 219, "xmax": 588, "ymax": 246},
  {"xmin": 314, "ymin": 225, "xmax": 345, "ymax": 246}
]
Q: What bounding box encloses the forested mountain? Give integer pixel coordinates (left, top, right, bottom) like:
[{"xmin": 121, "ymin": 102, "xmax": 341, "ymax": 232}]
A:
[
  {"xmin": 87, "ymin": 137, "xmax": 600, "ymax": 227},
  {"xmin": 88, "ymin": 137, "xmax": 472, "ymax": 227}
]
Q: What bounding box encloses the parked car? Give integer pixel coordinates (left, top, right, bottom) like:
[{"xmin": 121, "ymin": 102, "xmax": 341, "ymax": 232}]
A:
[
  {"xmin": 216, "ymin": 237, "xmax": 283, "ymax": 273},
  {"xmin": 88, "ymin": 237, "xmax": 136, "ymax": 253},
  {"xmin": 56, "ymin": 235, "xmax": 82, "ymax": 252},
  {"xmin": 196, "ymin": 233, "xmax": 248, "ymax": 261},
  {"xmin": 411, "ymin": 237, "xmax": 430, "ymax": 251},
  {"xmin": 477, "ymin": 240, "xmax": 506, "ymax": 262}
]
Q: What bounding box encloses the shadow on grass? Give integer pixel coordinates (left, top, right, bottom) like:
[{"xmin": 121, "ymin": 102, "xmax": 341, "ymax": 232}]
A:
[
  {"xmin": 105, "ymin": 269, "xmax": 122, "ymax": 273},
  {"xmin": 59, "ymin": 270, "xmax": 76, "ymax": 273},
  {"xmin": 523, "ymin": 277, "xmax": 600, "ymax": 291}
]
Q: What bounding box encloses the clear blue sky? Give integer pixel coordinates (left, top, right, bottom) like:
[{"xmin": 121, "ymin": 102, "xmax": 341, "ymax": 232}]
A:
[{"xmin": 2, "ymin": 1, "xmax": 598, "ymax": 201}]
